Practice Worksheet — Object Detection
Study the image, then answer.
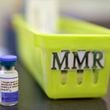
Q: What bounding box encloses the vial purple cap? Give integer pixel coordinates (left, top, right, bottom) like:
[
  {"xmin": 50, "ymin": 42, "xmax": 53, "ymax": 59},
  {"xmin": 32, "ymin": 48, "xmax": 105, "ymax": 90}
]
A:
[{"xmin": 0, "ymin": 55, "xmax": 17, "ymax": 62}]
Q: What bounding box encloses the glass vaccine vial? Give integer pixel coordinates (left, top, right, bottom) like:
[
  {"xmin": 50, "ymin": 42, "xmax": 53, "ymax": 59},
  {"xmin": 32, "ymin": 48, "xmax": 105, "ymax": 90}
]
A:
[{"xmin": 0, "ymin": 55, "xmax": 18, "ymax": 106}]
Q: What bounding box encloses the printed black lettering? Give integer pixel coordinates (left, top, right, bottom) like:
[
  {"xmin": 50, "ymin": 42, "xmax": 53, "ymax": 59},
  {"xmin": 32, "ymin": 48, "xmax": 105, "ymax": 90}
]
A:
[
  {"xmin": 72, "ymin": 51, "xmax": 90, "ymax": 69},
  {"xmin": 51, "ymin": 51, "xmax": 70, "ymax": 70},
  {"xmin": 92, "ymin": 51, "xmax": 104, "ymax": 69}
]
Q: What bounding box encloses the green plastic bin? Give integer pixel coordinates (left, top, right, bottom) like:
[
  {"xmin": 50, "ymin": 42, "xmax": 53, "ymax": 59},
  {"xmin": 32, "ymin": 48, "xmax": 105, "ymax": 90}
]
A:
[{"xmin": 14, "ymin": 15, "xmax": 110, "ymax": 99}]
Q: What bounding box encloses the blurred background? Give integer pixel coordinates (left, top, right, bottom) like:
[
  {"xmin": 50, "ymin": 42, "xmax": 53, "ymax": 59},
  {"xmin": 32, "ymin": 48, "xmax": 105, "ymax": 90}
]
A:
[{"xmin": 0, "ymin": 0, "xmax": 110, "ymax": 55}]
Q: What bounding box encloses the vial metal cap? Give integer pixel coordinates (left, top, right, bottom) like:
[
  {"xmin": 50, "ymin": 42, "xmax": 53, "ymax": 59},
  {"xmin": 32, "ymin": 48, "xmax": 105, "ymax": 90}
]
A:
[
  {"xmin": 0, "ymin": 55, "xmax": 17, "ymax": 69},
  {"xmin": 0, "ymin": 55, "xmax": 17, "ymax": 62}
]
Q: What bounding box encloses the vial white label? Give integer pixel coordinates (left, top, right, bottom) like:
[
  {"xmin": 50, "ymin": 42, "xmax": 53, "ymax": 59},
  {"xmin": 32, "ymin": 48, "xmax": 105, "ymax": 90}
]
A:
[{"xmin": 0, "ymin": 73, "xmax": 18, "ymax": 103}]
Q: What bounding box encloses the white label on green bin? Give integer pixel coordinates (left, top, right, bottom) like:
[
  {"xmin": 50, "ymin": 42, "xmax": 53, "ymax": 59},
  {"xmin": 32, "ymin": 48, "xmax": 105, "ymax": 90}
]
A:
[{"xmin": 51, "ymin": 50, "xmax": 104, "ymax": 71}]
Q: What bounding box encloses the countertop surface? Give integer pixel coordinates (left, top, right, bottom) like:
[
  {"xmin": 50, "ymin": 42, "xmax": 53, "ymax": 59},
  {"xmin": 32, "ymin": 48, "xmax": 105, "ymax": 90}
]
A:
[{"xmin": 0, "ymin": 63, "xmax": 109, "ymax": 110}]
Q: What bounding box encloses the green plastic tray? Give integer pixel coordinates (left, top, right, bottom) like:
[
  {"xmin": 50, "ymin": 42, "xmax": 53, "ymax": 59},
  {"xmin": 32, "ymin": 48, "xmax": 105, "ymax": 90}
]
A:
[{"xmin": 13, "ymin": 15, "xmax": 110, "ymax": 99}]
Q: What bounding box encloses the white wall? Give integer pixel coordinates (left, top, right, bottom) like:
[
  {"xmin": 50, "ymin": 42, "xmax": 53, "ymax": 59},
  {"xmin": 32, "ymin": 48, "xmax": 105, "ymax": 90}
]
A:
[
  {"xmin": 61, "ymin": 0, "xmax": 110, "ymax": 22},
  {"xmin": 0, "ymin": 0, "xmax": 110, "ymax": 48}
]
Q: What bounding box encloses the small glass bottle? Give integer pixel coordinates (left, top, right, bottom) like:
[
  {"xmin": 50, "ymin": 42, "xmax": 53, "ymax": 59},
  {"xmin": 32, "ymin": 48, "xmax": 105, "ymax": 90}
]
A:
[{"xmin": 0, "ymin": 55, "xmax": 18, "ymax": 106}]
